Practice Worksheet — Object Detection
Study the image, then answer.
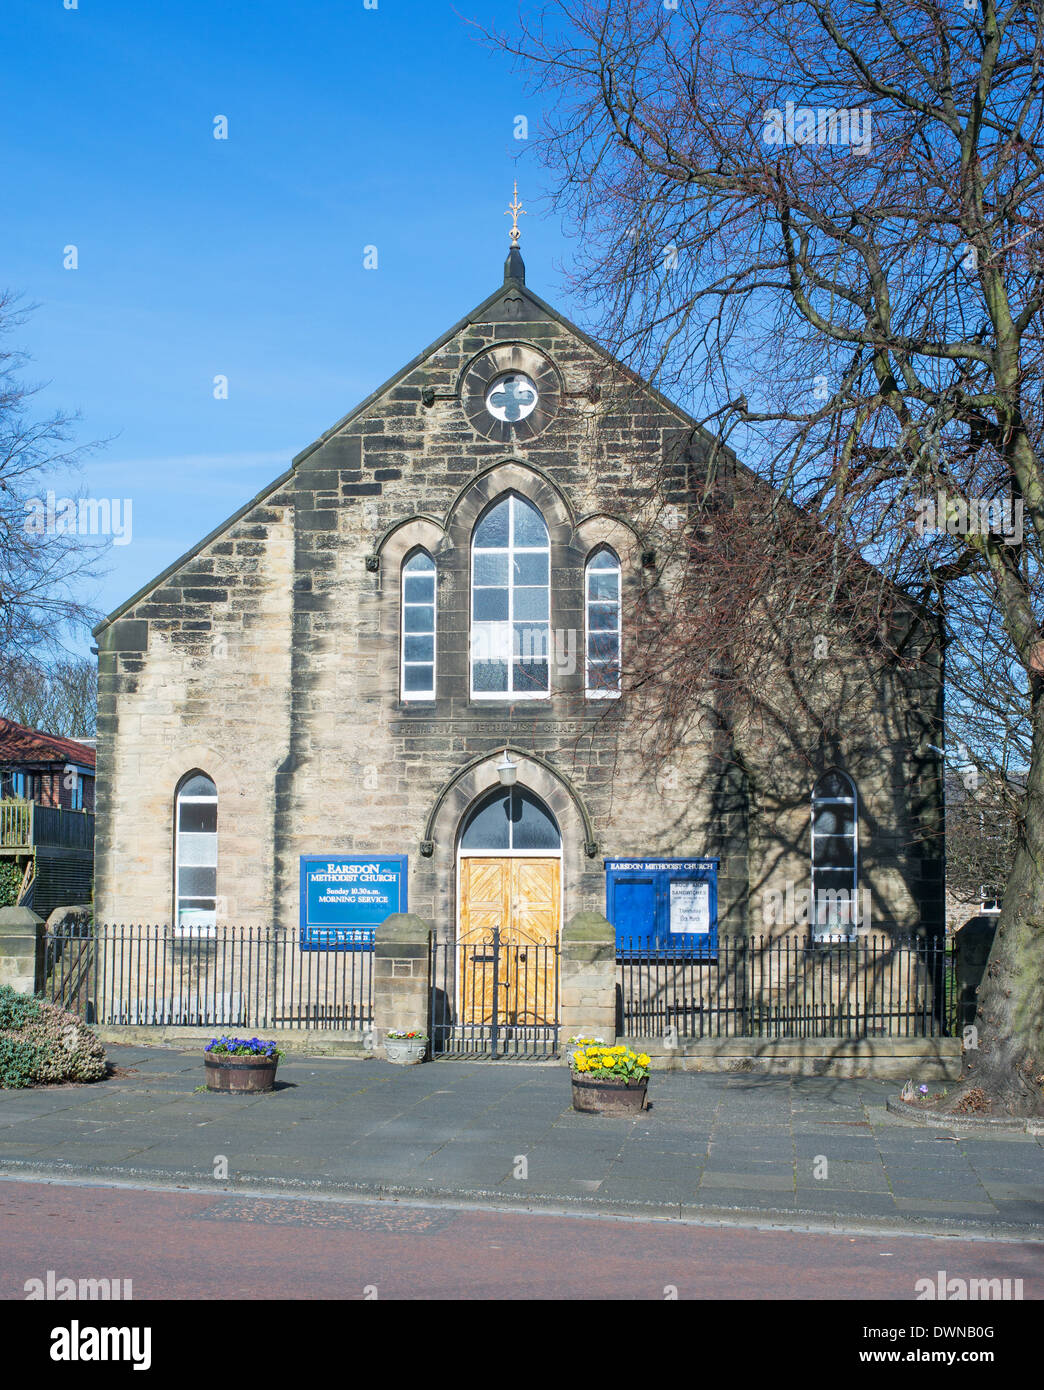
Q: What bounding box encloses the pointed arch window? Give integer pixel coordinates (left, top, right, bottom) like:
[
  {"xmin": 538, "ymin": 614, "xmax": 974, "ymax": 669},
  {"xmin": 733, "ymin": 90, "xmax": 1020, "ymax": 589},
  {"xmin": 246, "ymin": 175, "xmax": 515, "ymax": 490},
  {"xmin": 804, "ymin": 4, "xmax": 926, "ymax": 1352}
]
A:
[
  {"xmin": 811, "ymin": 770, "xmax": 858, "ymax": 939},
  {"xmin": 175, "ymin": 772, "xmax": 217, "ymax": 935},
  {"xmin": 585, "ymin": 548, "xmax": 621, "ymax": 697},
  {"xmin": 471, "ymin": 493, "xmax": 550, "ymax": 699},
  {"xmin": 459, "ymin": 786, "xmax": 561, "ymax": 852},
  {"xmin": 401, "ymin": 551, "xmax": 437, "ymax": 699}
]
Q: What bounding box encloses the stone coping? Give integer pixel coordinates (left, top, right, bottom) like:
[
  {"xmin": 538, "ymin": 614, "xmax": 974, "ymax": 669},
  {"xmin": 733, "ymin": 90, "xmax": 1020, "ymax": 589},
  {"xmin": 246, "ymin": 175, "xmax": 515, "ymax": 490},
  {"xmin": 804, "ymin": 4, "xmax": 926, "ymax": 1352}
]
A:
[{"xmin": 93, "ymin": 1026, "xmax": 370, "ymax": 1056}]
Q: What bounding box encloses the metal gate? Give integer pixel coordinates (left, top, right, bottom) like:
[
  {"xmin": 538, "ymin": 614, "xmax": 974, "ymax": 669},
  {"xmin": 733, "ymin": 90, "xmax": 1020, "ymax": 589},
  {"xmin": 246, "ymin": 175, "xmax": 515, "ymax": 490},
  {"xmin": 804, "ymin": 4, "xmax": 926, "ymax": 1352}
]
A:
[{"xmin": 431, "ymin": 926, "xmax": 559, "ymax": 1059}]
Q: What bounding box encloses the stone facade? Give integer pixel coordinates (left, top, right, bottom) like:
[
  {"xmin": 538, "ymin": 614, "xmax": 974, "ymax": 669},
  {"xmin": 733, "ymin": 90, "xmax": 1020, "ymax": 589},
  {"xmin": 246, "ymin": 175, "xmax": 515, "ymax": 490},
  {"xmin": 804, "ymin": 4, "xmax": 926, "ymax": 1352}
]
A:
[{"xmin": 93, "ymin": 248, "xmax": 944, "ymax": 965}]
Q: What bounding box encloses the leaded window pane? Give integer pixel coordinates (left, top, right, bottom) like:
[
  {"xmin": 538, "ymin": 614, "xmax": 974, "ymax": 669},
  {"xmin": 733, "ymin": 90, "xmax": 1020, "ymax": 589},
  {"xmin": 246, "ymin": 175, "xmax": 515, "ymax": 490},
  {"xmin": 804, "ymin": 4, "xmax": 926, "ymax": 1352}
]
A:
[
  {"xmin": 513, "ymin": 496, "xmax": 549, "ymax": 547},
  {"xmin": 513, "ymin": 553, "xmax": 549, "ymax": 585},
  {"xmin": 588, "ymin": 570, "xmax": 619, "ymax": 600},
  {"xmin": 178, "ymin": 866, "xmax": 217, "ymax": 898},
  {"xmin": 177, "ymin": 832, "xmax": 218, "ymax": 867},
  {"xmin": 474, "ymin": 499, "xmax": 510, "ymax": 548},
  {"xmin": 404, "ymin": 605, "xmax": 434, "ymax": 633},
  {"xmin": 180, "ymin": 774, "xmax": 216, "ymax": 798},
  {"xmin": 589, "ymin": 633, "xmax": 619, "ymax": 662},
  {"xmin": 404, "ymin": 574, "xmax": 435, "ymax": 603},
  {"xmin": 179, "ymin": 801, "xmax": 217, "ymax": 834},
  {"xmin": 812, "ymin": 835, "xmax": 855, "ymax": 868},
  {"xmin": 473, "ymin": 588, "xmax": 509, "ymax": 621},
  {"xmin": 403, "ymin": 665, "xmax": 434, "ymax": 693},
  {"xmin": 513, "ymin": 587, "xmax": 549, "ymax": 621},
  {"xmin": 472, "ymin": 660, "xmax": 508, "ymax": 692},
  {"xmin": 460, "ymin": 791, "xmax": 512, "ymax": 850},
  {"xmin": 813, "ymin": 804, "xmax": 854, "ymax": 835},
  {"xmin": 404, "ymin": 635, "xmax": 434, "ymax": 662},
  {"xmin": 474, "ymin": 553, "xmax": 509, "ymax": 585}
]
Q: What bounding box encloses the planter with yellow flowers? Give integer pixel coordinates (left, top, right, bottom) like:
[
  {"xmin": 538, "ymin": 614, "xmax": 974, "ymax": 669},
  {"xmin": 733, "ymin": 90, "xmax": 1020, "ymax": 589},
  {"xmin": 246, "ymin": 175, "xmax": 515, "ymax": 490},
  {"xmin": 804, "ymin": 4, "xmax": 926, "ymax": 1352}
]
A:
[{"xmin": 569, "ymin": 1044, "xmax": 650, "ymax": 1114}]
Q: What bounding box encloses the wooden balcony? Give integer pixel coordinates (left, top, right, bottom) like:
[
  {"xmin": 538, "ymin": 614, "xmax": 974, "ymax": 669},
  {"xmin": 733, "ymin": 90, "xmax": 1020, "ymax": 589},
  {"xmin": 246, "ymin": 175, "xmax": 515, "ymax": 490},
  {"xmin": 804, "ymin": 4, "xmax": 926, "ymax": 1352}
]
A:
[{"xmin": 0, "ymin": 800, "xmax": 95, "ymax": 853}]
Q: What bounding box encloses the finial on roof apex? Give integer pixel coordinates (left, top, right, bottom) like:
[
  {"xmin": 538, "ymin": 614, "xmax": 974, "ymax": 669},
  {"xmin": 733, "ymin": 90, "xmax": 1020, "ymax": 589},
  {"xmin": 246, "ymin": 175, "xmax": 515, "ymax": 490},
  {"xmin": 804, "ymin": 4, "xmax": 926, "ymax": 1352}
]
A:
[{"xmin": 505, "ymin": 180, "xmax": 525, "ymax": 247}]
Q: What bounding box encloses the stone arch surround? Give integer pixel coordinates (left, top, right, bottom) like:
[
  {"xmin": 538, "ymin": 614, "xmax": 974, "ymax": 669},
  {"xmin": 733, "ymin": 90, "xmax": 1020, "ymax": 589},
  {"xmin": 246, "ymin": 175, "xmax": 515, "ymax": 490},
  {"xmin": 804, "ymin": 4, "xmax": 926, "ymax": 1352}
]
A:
[{"xmin": 419, "ymin": 749, "xmax": 602, "ymax": 942}]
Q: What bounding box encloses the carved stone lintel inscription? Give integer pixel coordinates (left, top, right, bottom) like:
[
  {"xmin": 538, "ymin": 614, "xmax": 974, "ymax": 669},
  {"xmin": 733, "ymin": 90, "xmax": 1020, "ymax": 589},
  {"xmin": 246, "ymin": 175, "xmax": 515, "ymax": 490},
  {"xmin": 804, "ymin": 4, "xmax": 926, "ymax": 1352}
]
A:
[{"xmin": 394, "ymin": 720, "xmax": 591, "ymax": 736}]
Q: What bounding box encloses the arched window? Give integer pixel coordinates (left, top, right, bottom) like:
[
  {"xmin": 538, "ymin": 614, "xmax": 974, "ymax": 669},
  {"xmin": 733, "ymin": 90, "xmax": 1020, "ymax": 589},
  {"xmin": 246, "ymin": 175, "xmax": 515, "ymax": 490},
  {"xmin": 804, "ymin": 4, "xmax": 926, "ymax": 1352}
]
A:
[
  {"xmin": 175, "ymin": 772, "xmax": 217, "ymax": 934},
  {"xmin": 401, "ymin": 551, "xmax": 436, "ymax": 699},
  {"xmin": 811, "ymin": 770, "xmax": 858, "ymax": 938},
  {"xmin": 460, "ymin": 786, "xmax": 561, "ymax": 852},
  {"xmin": 585, "ymin": 548, "xmax": 621, "ymax": 697},
  {"xmin": 471, "ymin": 493, "xmax": 550, "ymax": 698}
]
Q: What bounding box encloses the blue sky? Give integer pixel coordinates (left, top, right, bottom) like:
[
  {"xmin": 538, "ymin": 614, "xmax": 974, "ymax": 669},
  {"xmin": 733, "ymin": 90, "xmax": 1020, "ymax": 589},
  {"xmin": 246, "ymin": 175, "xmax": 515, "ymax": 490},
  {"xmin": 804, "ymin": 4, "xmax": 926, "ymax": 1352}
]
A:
[{"xmin": 5, "ymin": 0, "xmax": 575, "ymax": 641}]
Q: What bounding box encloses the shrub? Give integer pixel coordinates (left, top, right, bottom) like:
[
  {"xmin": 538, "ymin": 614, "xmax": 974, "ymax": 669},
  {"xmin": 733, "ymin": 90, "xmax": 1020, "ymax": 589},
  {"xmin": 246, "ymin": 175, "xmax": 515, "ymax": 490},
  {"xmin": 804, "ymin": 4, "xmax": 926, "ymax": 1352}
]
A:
[
  {"xmin": 0, "ymin": 986, "xmax": 41, "ymax": 1030},
  {"xmin": 0, "ymin": 1035, "xmax": 45, "ymax": 1088},
  {"xmin": 0, "ymin": 861, "xmax": 22, "ymax": 910},
  {"xmin": 0, "ymin": 986, "xmax": 106, "ymax": 1087}
]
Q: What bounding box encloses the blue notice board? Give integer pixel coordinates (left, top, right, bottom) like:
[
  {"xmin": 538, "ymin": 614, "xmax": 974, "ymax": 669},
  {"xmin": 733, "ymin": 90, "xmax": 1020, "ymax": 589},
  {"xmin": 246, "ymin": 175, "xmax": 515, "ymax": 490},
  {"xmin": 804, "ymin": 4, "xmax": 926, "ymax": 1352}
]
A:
[
  {"xmin": 606, "ymin": 858, "xmax": 719, "ymax": 957},
  {"xmin": 299, "ymin": 854, "xmax": 407, "ymax": 950}
]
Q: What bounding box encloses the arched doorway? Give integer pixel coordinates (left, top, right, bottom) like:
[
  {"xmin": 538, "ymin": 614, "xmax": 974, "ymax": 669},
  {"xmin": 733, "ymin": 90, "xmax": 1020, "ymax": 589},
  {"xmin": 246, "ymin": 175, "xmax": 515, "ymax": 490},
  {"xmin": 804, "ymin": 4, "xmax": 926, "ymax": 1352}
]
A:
[{"xmin": 451, "ymin": 785, "xmax": 561, "ymax": 1051}]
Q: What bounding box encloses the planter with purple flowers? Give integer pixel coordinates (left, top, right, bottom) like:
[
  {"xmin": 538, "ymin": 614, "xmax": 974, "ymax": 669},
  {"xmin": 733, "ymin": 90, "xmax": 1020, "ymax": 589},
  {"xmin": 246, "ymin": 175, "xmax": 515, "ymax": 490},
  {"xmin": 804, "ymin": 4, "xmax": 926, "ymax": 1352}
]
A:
[{"xmin": 204, "ymin": 1036, "xmax": 283, "ymax": 1093}]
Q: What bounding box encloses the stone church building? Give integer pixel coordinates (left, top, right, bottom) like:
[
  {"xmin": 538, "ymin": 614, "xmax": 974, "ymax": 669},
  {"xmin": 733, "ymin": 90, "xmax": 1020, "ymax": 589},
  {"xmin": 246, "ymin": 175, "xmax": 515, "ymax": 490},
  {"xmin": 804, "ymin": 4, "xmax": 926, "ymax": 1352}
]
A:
[{"xmin": 91, "ymin": 222, "xmax": 945, "ymax": 1042}]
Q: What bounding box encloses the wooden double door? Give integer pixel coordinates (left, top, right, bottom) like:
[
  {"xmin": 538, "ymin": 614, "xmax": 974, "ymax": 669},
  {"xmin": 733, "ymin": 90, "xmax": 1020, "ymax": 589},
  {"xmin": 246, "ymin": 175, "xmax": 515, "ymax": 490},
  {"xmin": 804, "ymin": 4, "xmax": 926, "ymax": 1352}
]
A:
[{"xmin": 458, "ymin": 856, "xmax": 560, "ymax": 1027}]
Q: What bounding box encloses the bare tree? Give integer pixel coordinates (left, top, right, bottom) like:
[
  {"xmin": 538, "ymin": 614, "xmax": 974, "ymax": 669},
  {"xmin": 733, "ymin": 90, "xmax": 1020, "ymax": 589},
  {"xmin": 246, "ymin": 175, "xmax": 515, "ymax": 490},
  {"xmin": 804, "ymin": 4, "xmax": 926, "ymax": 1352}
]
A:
[
  {"xmin": 0, "ymin": 292, "xmax": 108, "ymax": 674},
  {"xmin": 491, "ymin": 0, "xmax": 1044, "ymax": 1114},
  {"xmin": 0, "ymin": 656, "xmax": 98, "ymax": 739}
]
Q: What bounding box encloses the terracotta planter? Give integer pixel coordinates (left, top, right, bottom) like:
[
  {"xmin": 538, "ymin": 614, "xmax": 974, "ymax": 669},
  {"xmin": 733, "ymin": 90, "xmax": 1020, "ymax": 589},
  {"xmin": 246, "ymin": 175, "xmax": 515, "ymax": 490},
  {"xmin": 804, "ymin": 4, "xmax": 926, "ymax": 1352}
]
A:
[
  {"xmin": 204, "ymin": 1054, "xmax": 278, "ymax": 1093},
  {"xmin": 385, "ymin": 1038, "xmax": 428, "ymax": 1065},
  {"xmin": 571, "ymin": 1073, "xmax": 648, "ymax": 1115}
]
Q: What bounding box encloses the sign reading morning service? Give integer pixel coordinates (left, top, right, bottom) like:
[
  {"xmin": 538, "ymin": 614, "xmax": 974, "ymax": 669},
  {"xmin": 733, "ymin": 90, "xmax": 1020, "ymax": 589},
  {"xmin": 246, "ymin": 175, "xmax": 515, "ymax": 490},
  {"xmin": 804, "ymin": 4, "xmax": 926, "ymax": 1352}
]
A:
[{"xmin": 299, "ymin": 854, "xmax": 407, "ymax": 950}]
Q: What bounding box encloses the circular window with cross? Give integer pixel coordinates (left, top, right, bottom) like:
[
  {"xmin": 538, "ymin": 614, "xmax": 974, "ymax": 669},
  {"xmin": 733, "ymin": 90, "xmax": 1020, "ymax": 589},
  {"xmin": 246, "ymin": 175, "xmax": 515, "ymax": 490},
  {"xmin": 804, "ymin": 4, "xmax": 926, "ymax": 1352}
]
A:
[{"xmin": 460, "ymin": 344, "xmax": 561, "ymax": 443}]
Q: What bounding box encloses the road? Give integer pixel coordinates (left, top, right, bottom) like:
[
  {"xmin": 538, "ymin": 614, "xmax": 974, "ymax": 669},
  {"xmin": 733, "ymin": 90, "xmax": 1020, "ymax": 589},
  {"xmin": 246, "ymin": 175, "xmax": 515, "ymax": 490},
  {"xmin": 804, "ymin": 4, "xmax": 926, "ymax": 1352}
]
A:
[{"xmin": 0, "ymin": 1177, "xmax": 1039, "ymax": 1301}]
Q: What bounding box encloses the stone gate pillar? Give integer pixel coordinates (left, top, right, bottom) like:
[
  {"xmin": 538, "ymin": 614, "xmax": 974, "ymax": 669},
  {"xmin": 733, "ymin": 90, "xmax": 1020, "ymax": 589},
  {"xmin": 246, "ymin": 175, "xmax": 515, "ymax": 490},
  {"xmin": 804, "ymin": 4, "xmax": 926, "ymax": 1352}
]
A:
[
  {"xmin": 0, "ymin": 906, "xmax": 45, "ymax": 995},
  {"xmin": 560, "ymin": 910, "xmax": 617, "ymax": 1043},
  {"xmin": 373, "ymin": 912, "xmax": 432, "ymax": 1057}
]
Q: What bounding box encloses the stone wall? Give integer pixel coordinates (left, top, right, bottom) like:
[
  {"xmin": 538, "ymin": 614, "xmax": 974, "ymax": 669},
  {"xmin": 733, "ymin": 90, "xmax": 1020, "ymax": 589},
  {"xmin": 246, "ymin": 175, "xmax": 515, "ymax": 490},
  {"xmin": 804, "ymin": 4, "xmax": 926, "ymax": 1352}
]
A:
[{"xmin": 93, "ymin": 259, "xmax": 943, "ymax": 957}]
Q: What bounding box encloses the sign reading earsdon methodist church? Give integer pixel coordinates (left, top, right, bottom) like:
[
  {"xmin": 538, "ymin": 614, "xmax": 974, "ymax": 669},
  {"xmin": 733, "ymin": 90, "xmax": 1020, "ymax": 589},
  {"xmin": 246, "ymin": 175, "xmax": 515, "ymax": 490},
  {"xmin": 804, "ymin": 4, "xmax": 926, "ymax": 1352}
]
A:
[
  {"xmin": 605, "ymin": 858, "xmax": 719, "ymax": 957},
  {"xmin": 299, "ymin": 855, "xmax": 407, "ymax": 950}
]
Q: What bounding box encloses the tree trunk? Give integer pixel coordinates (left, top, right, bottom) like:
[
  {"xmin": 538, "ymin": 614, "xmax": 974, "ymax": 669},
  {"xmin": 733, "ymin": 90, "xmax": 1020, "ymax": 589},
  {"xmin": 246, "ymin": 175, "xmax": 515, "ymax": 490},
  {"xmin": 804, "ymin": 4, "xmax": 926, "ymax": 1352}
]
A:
[{"xmin": 955, "ymin": 692, "xmax": 1044, "ymax": 1117}]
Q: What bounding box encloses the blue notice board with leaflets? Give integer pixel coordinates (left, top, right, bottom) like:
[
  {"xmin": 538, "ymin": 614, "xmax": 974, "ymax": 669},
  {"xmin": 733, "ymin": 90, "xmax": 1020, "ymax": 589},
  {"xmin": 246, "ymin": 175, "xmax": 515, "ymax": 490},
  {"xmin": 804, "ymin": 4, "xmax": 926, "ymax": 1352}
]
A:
[
  {"xmin": 606, "ymin": 858, "xmax": 719, "ymax": 958},
  {"xmin": 299, "ymin": 854, "xmax": 407, "ymax": 950}
]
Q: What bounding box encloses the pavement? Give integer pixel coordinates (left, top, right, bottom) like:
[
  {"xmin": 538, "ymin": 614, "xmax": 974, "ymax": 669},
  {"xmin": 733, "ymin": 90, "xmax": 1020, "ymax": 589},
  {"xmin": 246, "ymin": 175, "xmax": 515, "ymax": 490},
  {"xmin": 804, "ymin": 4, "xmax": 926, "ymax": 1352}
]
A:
[{"xmin": 0, "ymin": 1044, "xmax": 1042, "ymax": 1239}]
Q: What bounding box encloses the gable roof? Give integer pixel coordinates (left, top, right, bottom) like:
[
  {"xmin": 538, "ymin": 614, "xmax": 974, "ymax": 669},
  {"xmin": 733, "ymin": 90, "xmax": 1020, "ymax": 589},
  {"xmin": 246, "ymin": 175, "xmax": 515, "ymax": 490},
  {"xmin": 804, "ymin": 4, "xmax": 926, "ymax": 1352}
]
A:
[
  {"xmin": 0, "ymin": 717, "xmax": 97, "ymax": 770},
  {"xmin": 93, "ymin": 257, "xmax": 721, "ymax": 636}
]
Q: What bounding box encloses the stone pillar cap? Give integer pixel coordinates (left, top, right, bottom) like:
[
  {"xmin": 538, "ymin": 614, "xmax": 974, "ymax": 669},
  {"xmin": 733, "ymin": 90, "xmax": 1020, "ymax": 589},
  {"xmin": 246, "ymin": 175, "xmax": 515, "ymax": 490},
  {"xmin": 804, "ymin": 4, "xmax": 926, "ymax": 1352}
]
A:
[
  {"xmin": 0, "ymin": 906, "xmax": 45, "ymax": 928},
  {"xmin": 563, "ymin": 910, "xmax": 614, "ymax": 942},
  {"xmin": 376, "ymin": 912, "xmax": 432, "ymax": 939}
]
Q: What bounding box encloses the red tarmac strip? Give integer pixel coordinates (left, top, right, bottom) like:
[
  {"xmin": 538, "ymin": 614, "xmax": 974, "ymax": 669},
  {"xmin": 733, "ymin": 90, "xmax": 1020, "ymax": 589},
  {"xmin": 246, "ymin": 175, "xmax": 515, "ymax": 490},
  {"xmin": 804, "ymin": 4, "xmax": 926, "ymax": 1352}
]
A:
[{"xmin": 0, "ymin": 1178, "xmax": 1040, "ymax": 1300}]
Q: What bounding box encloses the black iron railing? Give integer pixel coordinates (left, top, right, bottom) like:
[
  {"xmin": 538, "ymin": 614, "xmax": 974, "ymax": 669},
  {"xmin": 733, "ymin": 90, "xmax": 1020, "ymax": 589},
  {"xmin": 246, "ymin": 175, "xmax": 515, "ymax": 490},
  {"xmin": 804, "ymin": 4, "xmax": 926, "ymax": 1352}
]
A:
[
  {"xmin": 617, "ymin": 933, "xmax": 955, "ymax": 1039},
  {"xmin": 44, "ymin": 924, "xmax": 373, "ymax": 1030},
  {"xmin": 431, "ymin": 927, "xmax": 559, "ymax": 1059}
]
